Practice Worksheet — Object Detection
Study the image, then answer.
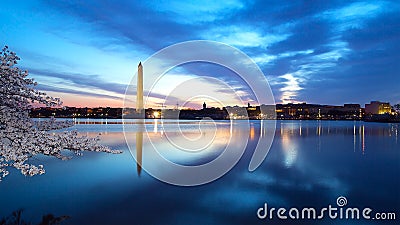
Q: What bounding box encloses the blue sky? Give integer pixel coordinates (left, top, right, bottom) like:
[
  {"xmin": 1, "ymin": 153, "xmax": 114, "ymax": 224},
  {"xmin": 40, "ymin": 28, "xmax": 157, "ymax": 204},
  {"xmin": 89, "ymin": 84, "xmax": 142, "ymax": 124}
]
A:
[{"xmin": 1, "ymin": 0, "xmax": 399, "ymax": 108}]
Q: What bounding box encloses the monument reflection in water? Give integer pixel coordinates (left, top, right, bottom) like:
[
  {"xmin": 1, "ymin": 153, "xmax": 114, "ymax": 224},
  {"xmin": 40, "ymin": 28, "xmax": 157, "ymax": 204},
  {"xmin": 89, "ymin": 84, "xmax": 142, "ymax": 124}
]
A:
[
  {"xmin": 131, "ymin": 119, "xmax": 398, "ymax": 177},
  {"xmin": 130, "ymin": 119, "xmax": 272, "ymax": 179},
  {"xmin": 0, "ymin": 120, "xmax": 398, "ymax": 225},
  {"xmin": 135, "ymin": 122, "xmax": 143, "ymax": 176}
]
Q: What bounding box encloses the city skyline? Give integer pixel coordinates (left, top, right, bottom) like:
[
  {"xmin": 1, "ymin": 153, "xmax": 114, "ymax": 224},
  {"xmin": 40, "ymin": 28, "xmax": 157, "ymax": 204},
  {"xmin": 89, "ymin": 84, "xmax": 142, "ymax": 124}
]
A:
[
  {"xmin": 29, "ymin": 100, "xmax": 400, "ymax": 122},
  {"xmin": 1, "ymin": 1, "xmax": 399, "ymax": 108},
  {"xmin": 29, "ymin": 100, "xmax": 397, "ymax": 111}
]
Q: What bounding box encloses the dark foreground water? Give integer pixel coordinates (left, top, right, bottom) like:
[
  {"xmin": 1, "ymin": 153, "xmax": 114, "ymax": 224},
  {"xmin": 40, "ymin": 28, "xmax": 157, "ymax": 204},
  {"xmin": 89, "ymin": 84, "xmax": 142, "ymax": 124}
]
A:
[{"xmin": 0, "ymin": 120, "xmax": 399, "ymax": 224}]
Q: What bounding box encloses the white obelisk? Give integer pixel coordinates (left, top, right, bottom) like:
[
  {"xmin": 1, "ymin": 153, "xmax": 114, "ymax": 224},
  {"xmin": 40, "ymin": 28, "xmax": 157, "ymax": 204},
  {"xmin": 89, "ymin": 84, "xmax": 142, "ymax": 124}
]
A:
[
  {"xmin": 136, "ymin": 62, "xmax": 143, "ymax": 113},
  {"xmin": 136, "ymin": 62, "xmax": 144, "ymax": 176}
]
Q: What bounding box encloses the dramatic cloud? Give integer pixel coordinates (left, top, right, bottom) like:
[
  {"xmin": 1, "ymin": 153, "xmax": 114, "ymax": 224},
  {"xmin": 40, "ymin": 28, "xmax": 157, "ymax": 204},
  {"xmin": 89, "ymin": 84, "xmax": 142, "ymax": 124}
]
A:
[{"xmin": 0, "ymin": 0, "xmax": 398, "ymax": 107}]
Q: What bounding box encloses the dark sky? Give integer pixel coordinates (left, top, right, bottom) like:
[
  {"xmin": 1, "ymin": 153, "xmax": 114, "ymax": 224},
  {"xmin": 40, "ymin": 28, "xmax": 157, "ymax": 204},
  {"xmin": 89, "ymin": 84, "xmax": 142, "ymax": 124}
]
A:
[{"xmin": 1, "ymin": 0, "xmax": 399, "ymax": 107}]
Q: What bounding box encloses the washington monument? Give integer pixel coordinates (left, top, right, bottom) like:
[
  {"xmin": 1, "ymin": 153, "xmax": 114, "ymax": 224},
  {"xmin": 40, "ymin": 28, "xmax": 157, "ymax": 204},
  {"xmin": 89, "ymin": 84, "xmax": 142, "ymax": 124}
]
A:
[
  {"xmin": 136, "ymin": 62, "xmax": 144, "ymax": 112},
  {"xmin": 136, "ymin": 62, "xmax": 143, "ymax": 176}
]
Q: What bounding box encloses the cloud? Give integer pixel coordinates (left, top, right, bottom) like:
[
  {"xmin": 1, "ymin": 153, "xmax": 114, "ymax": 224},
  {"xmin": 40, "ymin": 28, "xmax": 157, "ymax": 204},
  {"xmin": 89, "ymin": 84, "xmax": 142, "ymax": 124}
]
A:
[
  {"xmin": 29, "ymin": 69, "xmax": 127, "ymax": 95},
  {"xmin": 30, "ymin": 68, "xmax": 183, "ymax": 107},
  {"xmin": 318, "ymin": 1, "xmax": 390, "ymax": 32},
  {"xmin": 36, "ymin": 84, "xmax": 123, "ymax": 101},
  {"xmin": 278, "ymin": 74, "xmax": 303, "ymax": 103},
  {"xmin": 203, "ymin": 25, "xmax": 290, "ymax": 48},
  {"xmin": 2, "ymin": 0, "xmax": 398, "ymax": 106},
  {"xmin": 147, "ymin": 0, "xmax": 247, "ymax": 24}
]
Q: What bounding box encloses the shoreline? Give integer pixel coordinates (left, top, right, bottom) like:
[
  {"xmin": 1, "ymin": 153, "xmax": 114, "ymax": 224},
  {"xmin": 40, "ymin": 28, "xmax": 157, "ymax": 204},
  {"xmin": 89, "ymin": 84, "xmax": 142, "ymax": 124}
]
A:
[{"xmin": 31, "ymin": 118, "xmax": 400, "ymax": 124}]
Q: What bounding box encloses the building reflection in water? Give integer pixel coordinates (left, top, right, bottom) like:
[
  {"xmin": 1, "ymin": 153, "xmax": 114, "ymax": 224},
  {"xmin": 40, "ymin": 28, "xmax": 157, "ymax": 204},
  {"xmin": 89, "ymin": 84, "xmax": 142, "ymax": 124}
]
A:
[
  {"xmin": 355, "ymin": 124, "xmax": 366, "ymax": 154},
  {"xmin": 317, "ymin": 121, "xmax": 321, "ymax": 152},
  {"xmin": 280, "ymin": 122, "xmax": 298, "ymax": 168},
  {"xmin": 230, "ymin": 119, "xmax": 233, "ymax": 135},
  {"xmin": 250, "ymin": 124, "xmax": 255, "ymax": 140},
  {"xmin": 153, "ymin": 119, "xmax": 158, "ymax": 133},
  {"xmin": 131, "ymin": 120, "xmax": 397, "ymax": 176},
  {"xmin": 275, "ymin": 121, "xmax": 377, "ymax": 160},
  {"xmin": 361, "ymin": 125, "xmax": 365, "ymax": 154},
  {"xmin": 299, "ymin": 122, "xmax": 302, "ymax": 136},
  {"xmin": 353, "ymin": 123, "xmax": 356, "ymax": 152}
]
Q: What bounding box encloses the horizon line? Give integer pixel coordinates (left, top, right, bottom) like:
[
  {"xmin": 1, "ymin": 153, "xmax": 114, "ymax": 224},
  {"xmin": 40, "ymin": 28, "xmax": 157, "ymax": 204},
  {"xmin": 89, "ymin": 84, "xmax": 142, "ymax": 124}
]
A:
[{"xmin": 31, "ymin": 100, "xmax": 396, "ymax": 110}]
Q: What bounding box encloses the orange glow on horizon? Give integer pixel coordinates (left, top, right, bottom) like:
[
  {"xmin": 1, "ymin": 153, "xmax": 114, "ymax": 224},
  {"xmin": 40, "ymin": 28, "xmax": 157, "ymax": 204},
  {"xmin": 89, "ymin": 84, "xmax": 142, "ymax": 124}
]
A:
[{"xmin": 41, "ymin": 91, "xmax": 248, "ymax": 109}]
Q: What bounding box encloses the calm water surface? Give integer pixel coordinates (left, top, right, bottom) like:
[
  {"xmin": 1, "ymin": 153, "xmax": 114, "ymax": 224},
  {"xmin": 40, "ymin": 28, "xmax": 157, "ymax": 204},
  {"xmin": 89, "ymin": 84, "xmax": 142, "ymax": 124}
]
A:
[{"xmin": 0, "ymin": 120, "xmax": 398, "ymax": 224}]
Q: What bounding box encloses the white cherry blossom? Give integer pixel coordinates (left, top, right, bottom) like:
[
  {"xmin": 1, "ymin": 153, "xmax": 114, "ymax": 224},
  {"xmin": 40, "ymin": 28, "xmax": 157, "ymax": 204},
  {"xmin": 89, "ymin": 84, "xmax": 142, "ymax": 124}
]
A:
[{"xmin": 0, "ymin": 46, "xmax": 121, "ymax": 181}]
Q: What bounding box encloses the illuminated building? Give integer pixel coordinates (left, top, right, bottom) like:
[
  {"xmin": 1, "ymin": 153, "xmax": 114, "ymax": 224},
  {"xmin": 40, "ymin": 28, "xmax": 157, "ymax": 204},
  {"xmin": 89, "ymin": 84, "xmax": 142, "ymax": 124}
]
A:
[{"xmin": 365, "ymin": 101, "xmax": 391, "ymax": 115}]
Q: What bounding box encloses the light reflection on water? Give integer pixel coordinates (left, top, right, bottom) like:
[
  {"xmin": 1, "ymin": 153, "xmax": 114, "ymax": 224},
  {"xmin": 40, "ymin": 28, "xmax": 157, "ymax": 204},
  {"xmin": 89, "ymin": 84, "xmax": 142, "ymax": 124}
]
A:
[{"xmin": 0, "ymin": 120, "xmax": 399, "ymax": 225}]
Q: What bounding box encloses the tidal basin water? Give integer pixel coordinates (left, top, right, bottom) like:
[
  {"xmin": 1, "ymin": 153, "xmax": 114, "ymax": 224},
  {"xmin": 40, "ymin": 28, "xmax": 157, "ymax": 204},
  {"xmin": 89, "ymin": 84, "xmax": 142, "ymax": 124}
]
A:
[{"xmin": 0, "ymin": 120, "xmax": 398, "ymax": 224}]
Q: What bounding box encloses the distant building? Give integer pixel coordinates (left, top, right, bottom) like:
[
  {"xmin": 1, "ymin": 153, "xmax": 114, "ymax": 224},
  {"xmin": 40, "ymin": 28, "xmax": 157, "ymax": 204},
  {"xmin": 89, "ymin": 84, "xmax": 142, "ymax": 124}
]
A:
[
  {"xmin": 225, "ymin": 105, "xmax": 248, "ymax": 119},
  {"xmin": 365, "ymin": 101, "xmax": 391, "ymax": 115},
  {"xmin": 259, "ymin": 104, "xmax": 276, "ymax": 119},
  {"xmin": 343, "ymin": 104, "xmax": 361, "ymax": 112},
  {"xmin": 31, "ymin": 101, "xmax": 396, "ymax": 121}
]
